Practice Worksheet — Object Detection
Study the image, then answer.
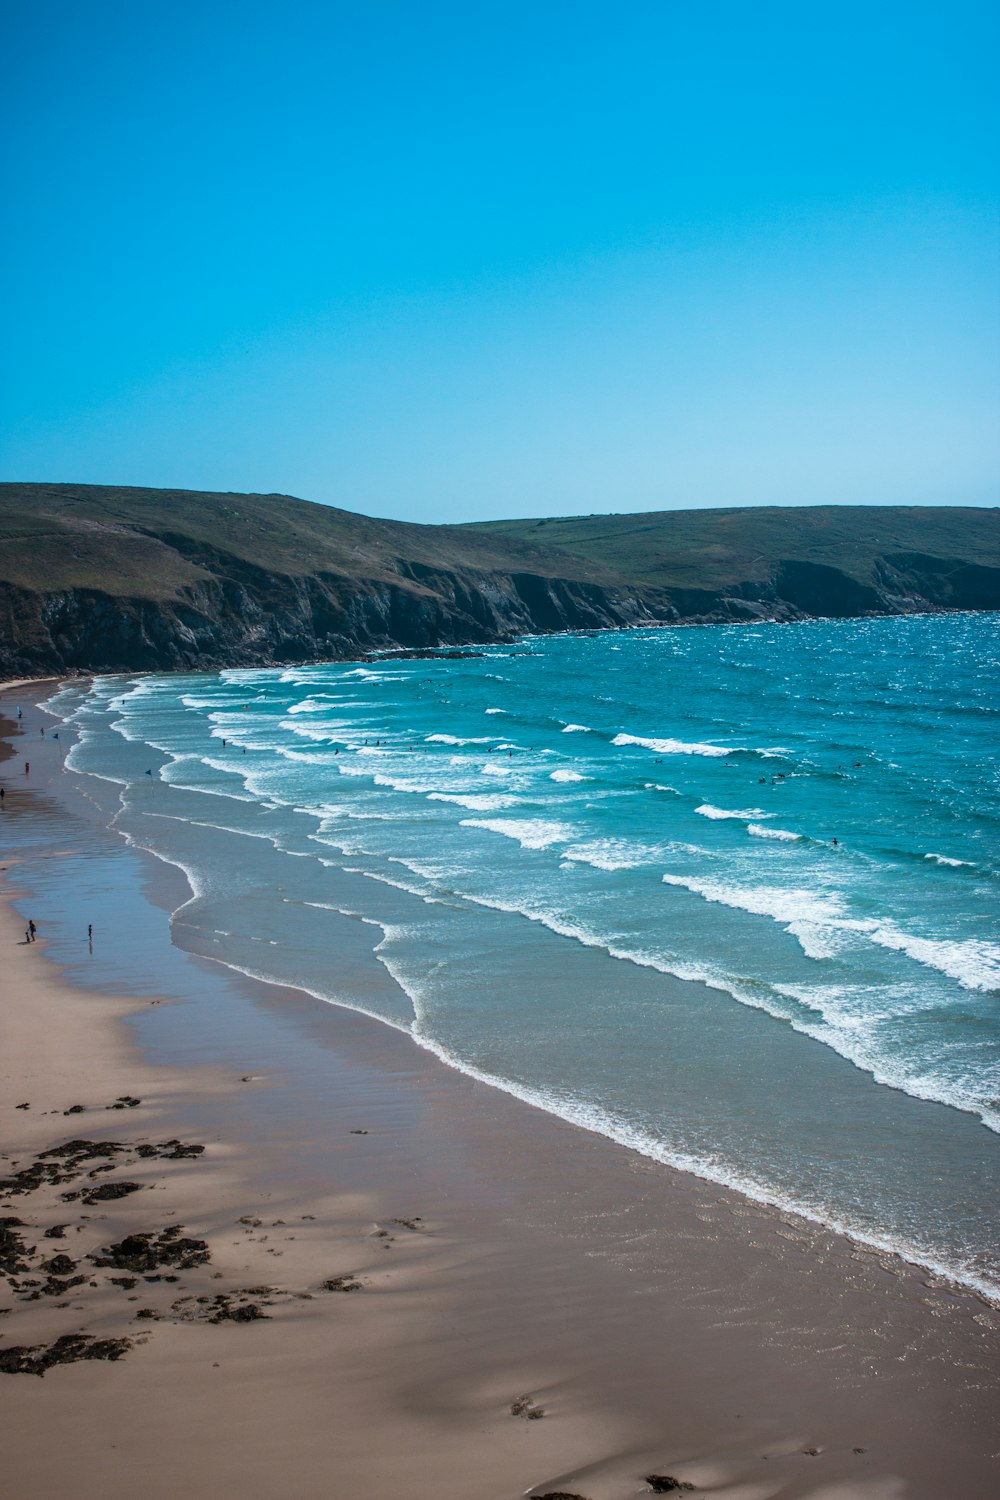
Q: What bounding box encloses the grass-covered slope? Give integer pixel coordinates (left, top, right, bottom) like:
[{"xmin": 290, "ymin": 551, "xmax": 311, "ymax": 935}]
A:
[
  {"xmin": 1, "ymin": 483, "xmax": 997, "ymax": 677},
  {"xmin": 0, "ymin": 483, "xmax": 653, "ymax": 675},
  {"xmin": 0, "ymin": 482, "xmax": 615, "ymax": 598},
  {"xmin": 467, "ymin": 505, "xmax": 1000, "ymax": 591}
]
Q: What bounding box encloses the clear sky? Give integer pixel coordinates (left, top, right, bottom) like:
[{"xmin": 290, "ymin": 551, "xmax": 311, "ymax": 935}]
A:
[{"xmin": 2, "ymin": 1, "xmax": 998, "ymax": 522}]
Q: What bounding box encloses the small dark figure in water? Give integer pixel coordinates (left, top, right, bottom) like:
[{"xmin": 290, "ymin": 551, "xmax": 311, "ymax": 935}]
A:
[
  {"xmin": 88, "ymin": 924, "xmax": 93, "ymax": 940},
  {"xmin": 24, "ymin": 761, "xmax": 29, "ymax": 775},
  {"xmin": 0, "ymin": 786, "xmax": 5, "ymax": 803},
  {"xmin": 222, "ymin": 738, "xmax": 227, "ymax": 747},
  {"xmin": 28, "ymin": 920, "xmax": 36, "ymax": 942},
  {"xmin": 832, "ymin": 838, "xmax": 839, "ymax": 846},
  {"xmin": 40, "ymin": 726, "xmax": 44, "ymax": 736},
  {"xmin": 145, "ymin": 769, "xmax": 152, "ymax": 776}
]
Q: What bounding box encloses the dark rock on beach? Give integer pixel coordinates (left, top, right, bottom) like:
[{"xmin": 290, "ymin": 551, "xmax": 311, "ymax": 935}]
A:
[
  {"xmin": 532, "ymin": 1493, "xmax": 593, "ymax": 1499},
  {"xmin": 210, "ymin": 1300, "xmax": 267, "ymax": 1323},
  {"xmin": 0, "ymin": 1332, "xmax": 131, "ymax": 1376},
  {"xmin": 0, "ymin": 1218, "xmax": 33, "ymax": 1276},
  {"xmin": 43, "ymin": 1253, "xmax": 76, "ymax": 1276},
  {"xmin": 160, "ymin": 1140, "xmax": 205, "ymax": 1159},
  {"xmin": 82, "ymin": 1180, "xmax": 145, "ymax": 1204},
  {"xmin": 91, "ymin": 1226, "xmax": 210, "ymax": 1274}
]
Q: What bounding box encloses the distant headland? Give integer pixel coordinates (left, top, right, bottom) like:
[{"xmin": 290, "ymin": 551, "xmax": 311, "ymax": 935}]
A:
[{"xmin": 1, "ymin": 482, "xmax": 997, "ymax": 676}]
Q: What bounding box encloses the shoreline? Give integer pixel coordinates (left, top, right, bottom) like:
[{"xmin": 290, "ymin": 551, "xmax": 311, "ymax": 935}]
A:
[
  {"xmin": 2, "ymin": 680, "xmax": 999, "ymax": 1497},
  {"xmin": 40, "ymin": 665, "xmax": 1000, "ymax": 1307}
]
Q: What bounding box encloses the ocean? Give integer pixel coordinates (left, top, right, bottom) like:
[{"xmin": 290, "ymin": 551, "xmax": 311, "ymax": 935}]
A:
[{"xmin": 44, "ymin": 613, "xmax": 1000, "ymax": 1296}]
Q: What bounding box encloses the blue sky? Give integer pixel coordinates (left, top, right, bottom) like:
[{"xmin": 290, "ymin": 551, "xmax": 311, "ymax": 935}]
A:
[{"xmin": 2, "ymin": 1, "xmax": 997, "ymax": 521}]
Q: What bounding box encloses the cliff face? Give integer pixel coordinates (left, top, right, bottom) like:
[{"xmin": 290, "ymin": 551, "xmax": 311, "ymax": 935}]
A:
[
  {"xmin": 0, "ymin": 561, "xmax": 666, "ymax": 677},
  {"xmin": 0, "ymin": 484, "xmax": 997, "ymax": 678},
  {"xmin": 660, "ymin": 554, "xmax": 1000, "ymax": 625}
]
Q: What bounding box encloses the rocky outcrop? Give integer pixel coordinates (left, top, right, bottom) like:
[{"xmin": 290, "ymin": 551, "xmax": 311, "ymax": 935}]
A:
[
  {"xmin": 2, "ymin": 545, "xmax": 998, "ymax": 678},
  {"xmin": 1, "ymin": 483, "xmax": 997, "ymax": 678},
  {"xmin": 0, "ymin": 562, "xmax": 669, "ymax": 677}
]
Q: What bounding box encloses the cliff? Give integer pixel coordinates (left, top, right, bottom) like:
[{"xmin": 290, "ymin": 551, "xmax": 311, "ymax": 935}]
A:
[{"xmin": 0, "ymin": 484, "xmax": 997, "ymax": 676}]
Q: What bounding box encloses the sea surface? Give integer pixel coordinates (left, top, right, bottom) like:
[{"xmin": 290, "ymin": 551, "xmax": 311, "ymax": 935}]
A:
[{"xmin": 45, "ymin": 614, "xmax": 1000, "ymax": 1295}]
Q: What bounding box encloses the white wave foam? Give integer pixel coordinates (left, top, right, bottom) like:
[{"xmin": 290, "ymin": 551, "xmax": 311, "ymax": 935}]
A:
[
  {"xmin": 696, "ymin": 803, "xmax": 770, "ymax": 820},
  {"xmin": 562, "ymin": 839, "xmax": 650, "ymax": 871},
  {"xmin": 748, "ymin": 823, "xmax": 801, "ymax": 841},
  {"xmin": 662, "ymin": 872, "xmax": 846, "ymax": 927},
  {"xmin": 661, "ymin": 872, "xmax": 1000, "ymax": 992},
  {"xmin": 924, "ymin": 852, "xmax": 974, "ymax": 868},
  {"xmin": 866, "ymin": 924, "xmax": 1000, "ymax": 993},
  {"xmin": 645, "ymin": 782, "xmax": 680, "ymax": 794},
  {"xmin": 550, "ymin": 768, "xmax": 587, "ymax": 783},
  {"xmin": 426, "ymin": 792, "xmax": 520, "ymax": 811},
  {"xmin": 614, "ymin": 732, "xmax": 730, "ymax": 757},
  {"xmin": 287, "ymin": 696, "xmax": 355, "ymax": 715},
  {"xmin": 480, "ymin": 761, "xmax": 514, "ymax": 777},
  {"xmin": 561, "ymin": 723, "xmax": 592, "ymax": 733},
  {"xmin": 426, "ymin": 733, "xmax": 495, "ymax": 745},
  {"xmin": 485, "ymin": 708, "xmax": 507, "ymax": 715},
  {"xmin": 460, "ymin": 817, "xmax": 574, "ymax": 850}
]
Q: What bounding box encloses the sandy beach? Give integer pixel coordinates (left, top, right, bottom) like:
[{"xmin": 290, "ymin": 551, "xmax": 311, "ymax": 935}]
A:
[{"xmin": 2, "ymin": 679, "xmax": 999, "ymax": 1500}]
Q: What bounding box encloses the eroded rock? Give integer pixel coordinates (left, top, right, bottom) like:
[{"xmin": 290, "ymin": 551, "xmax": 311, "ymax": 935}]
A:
[
  {"xmin": 0, "ymin": 1333, "xmax": 131, "ymax": 1376},
  {"xmin": 91, "ymin": 1227, "xmax": 210, "ymax": 1274}
]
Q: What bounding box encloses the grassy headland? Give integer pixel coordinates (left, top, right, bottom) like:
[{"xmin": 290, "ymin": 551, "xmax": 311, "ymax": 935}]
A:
[{"xmin": 1, "ymin": 482, "xmax": 997, "ymax": 675}]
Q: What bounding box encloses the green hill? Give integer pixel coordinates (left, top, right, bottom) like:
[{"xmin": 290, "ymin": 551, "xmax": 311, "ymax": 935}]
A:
[
  {"xmin": 466, "ymin": 504, "xmax": 1000, "ymax": 591},
  {"xmin": 0, "ymin": 483, "xmax": 997, "ymax": 676}
]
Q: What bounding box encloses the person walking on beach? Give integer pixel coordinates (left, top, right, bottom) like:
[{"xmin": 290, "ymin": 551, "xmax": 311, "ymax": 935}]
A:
[
  {"xmin": 28, "ymin": 920, "xmax": 36, "ymax": 942},
  {"xmin": 0, "ymin": 786, "xmax": 5, "ymax": 805},
  {"xmin": 24, "ymin": 761, "xmax": 29, "ymax": 775}
]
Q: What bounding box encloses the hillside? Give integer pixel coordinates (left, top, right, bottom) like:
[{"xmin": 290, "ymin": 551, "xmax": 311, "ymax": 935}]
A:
[
  {"xmin": 0, "ymin": 483, "xmax": 997, "ymax": 676},
  {"xmin": 467, "ymin": 506, "xmax": 1000, "ymax": 618},
  {"xmin": 0, "ymin": 483, "xmax": 660, "ymax": 676}
]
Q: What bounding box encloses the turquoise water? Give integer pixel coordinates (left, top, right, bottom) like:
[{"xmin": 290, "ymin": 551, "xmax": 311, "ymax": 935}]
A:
[{"xmin": 46, "ymin": 614, "xmax": 1000, "ymax": 1293}]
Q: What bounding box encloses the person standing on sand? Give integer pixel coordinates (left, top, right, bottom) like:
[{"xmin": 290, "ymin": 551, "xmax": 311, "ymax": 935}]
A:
[
  {"xmin": 0, "ymin": 786, "xmax": 5, "ymax": 804},
  {"xmin": 28, "ymin": 920, "xmax": 36, "ymax": 942},
  {"xmin": 24, "ymin": 761, "xmax": 29, "ymax": 775}
]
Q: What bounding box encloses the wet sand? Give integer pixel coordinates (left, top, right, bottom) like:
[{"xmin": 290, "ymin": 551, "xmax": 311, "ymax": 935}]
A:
[{"xmin": 2, "ymin": 679, "xmax": 999, "ymax": 1499}]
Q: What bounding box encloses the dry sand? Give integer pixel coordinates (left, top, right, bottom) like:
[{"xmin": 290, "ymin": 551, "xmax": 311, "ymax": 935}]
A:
[{"xmin": 1, "ymin": 679, "xmax": 999, "ymax": 1500}]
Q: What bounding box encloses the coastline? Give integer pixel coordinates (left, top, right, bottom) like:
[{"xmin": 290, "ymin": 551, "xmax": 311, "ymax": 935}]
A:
[{"xmin": 2, "ymin": 679, "xmax": 999, "ymax": 1498}]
